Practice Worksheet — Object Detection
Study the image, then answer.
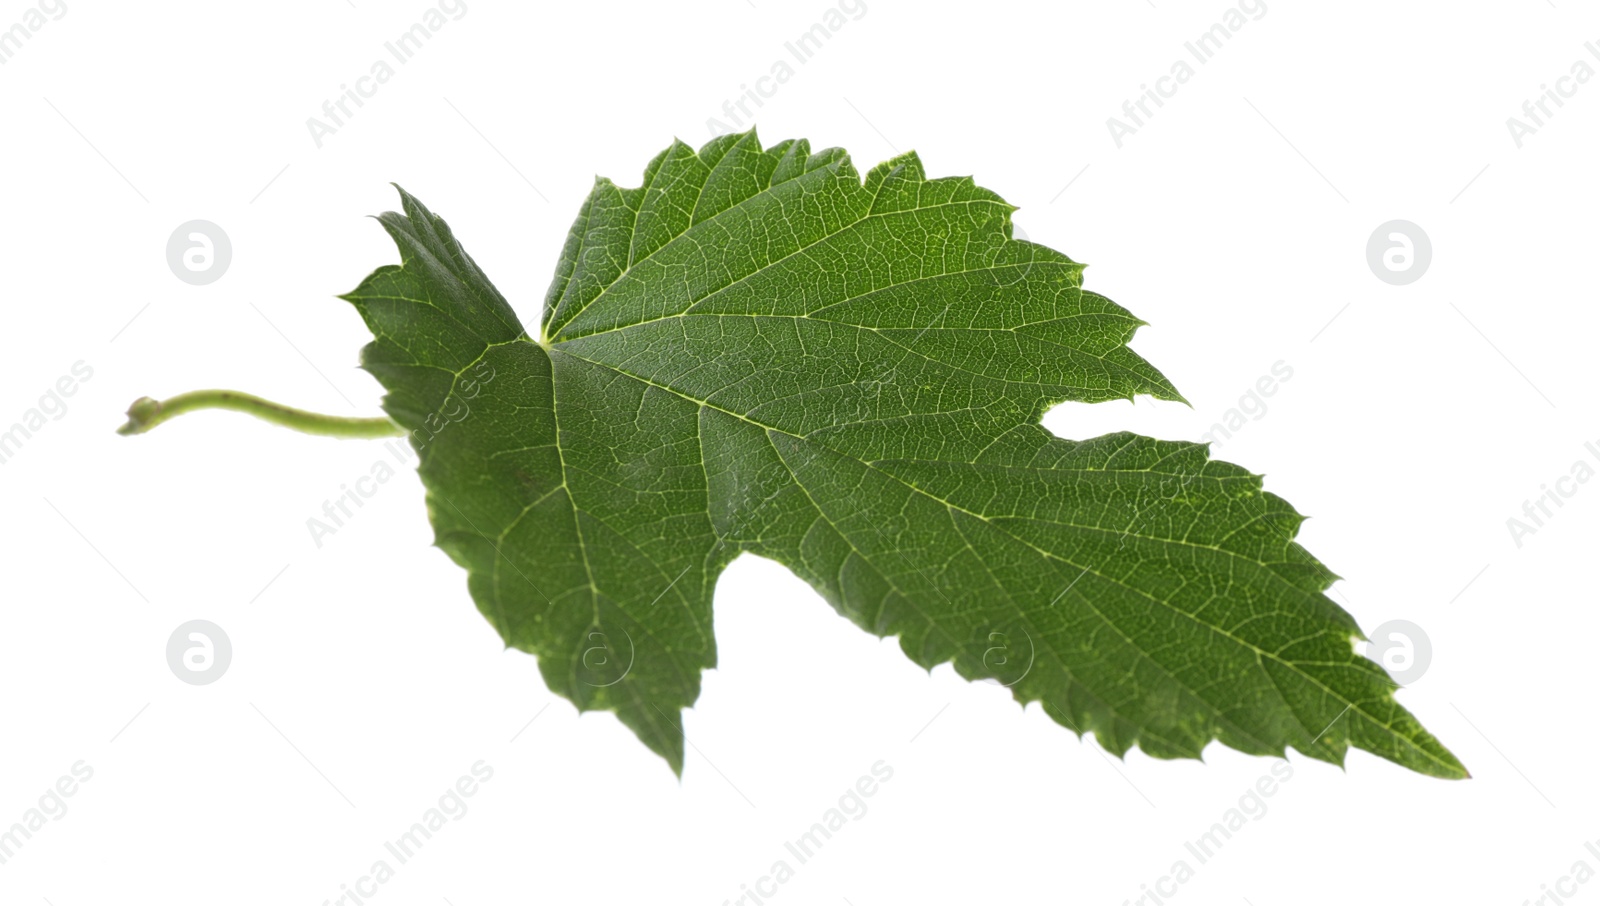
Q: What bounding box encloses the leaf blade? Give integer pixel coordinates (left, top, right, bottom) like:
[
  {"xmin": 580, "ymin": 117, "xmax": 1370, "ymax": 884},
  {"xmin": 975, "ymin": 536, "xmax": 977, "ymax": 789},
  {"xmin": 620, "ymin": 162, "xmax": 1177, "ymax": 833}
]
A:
[{"xmin": 341, "ymin": 133, "xmax": 1464, "ymax": 780}]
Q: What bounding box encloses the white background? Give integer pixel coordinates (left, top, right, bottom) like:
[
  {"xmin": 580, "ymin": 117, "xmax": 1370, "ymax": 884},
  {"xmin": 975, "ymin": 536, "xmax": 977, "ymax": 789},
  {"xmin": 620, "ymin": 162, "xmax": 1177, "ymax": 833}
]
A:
[{"xmin": 2, "ymin": 1, "xmax": 1596, "ymax": 904}]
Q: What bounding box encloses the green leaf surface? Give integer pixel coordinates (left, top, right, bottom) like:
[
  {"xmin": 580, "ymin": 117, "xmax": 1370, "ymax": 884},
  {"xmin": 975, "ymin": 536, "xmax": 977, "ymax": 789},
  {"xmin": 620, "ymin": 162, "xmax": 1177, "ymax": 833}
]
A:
[{"xmin": 341, "ymin": 130, "xmax": 1465, "ymax": 779}]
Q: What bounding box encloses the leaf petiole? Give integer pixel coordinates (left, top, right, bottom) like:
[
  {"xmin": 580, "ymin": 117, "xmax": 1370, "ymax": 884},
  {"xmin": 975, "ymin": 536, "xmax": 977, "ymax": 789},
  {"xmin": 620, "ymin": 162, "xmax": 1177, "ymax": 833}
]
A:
[{"xmin": 117, "ymin": 389, "xmax": 402, "ymax": 439}]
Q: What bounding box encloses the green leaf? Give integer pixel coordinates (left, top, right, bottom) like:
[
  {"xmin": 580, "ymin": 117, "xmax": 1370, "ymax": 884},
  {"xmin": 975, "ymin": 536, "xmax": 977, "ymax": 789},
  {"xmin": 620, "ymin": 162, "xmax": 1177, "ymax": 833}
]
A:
[{"xmin": 340, "ymin": 130, "xmax": 1465, "ymax": 779}]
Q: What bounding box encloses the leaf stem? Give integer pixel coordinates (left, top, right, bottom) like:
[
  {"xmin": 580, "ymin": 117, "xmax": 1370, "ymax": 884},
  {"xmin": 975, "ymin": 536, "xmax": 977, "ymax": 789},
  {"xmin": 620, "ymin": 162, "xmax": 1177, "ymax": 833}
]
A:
[{"xmin": 117, "ymin": 390, "xmax": 403, "ymax": 439}]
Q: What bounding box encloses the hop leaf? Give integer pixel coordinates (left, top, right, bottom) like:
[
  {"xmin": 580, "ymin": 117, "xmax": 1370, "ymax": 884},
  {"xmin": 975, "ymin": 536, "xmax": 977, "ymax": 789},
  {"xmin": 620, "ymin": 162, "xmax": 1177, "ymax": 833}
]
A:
[{"xmin": 341, "ymin": 130, "xmax": 1464, "ymax": 779}]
